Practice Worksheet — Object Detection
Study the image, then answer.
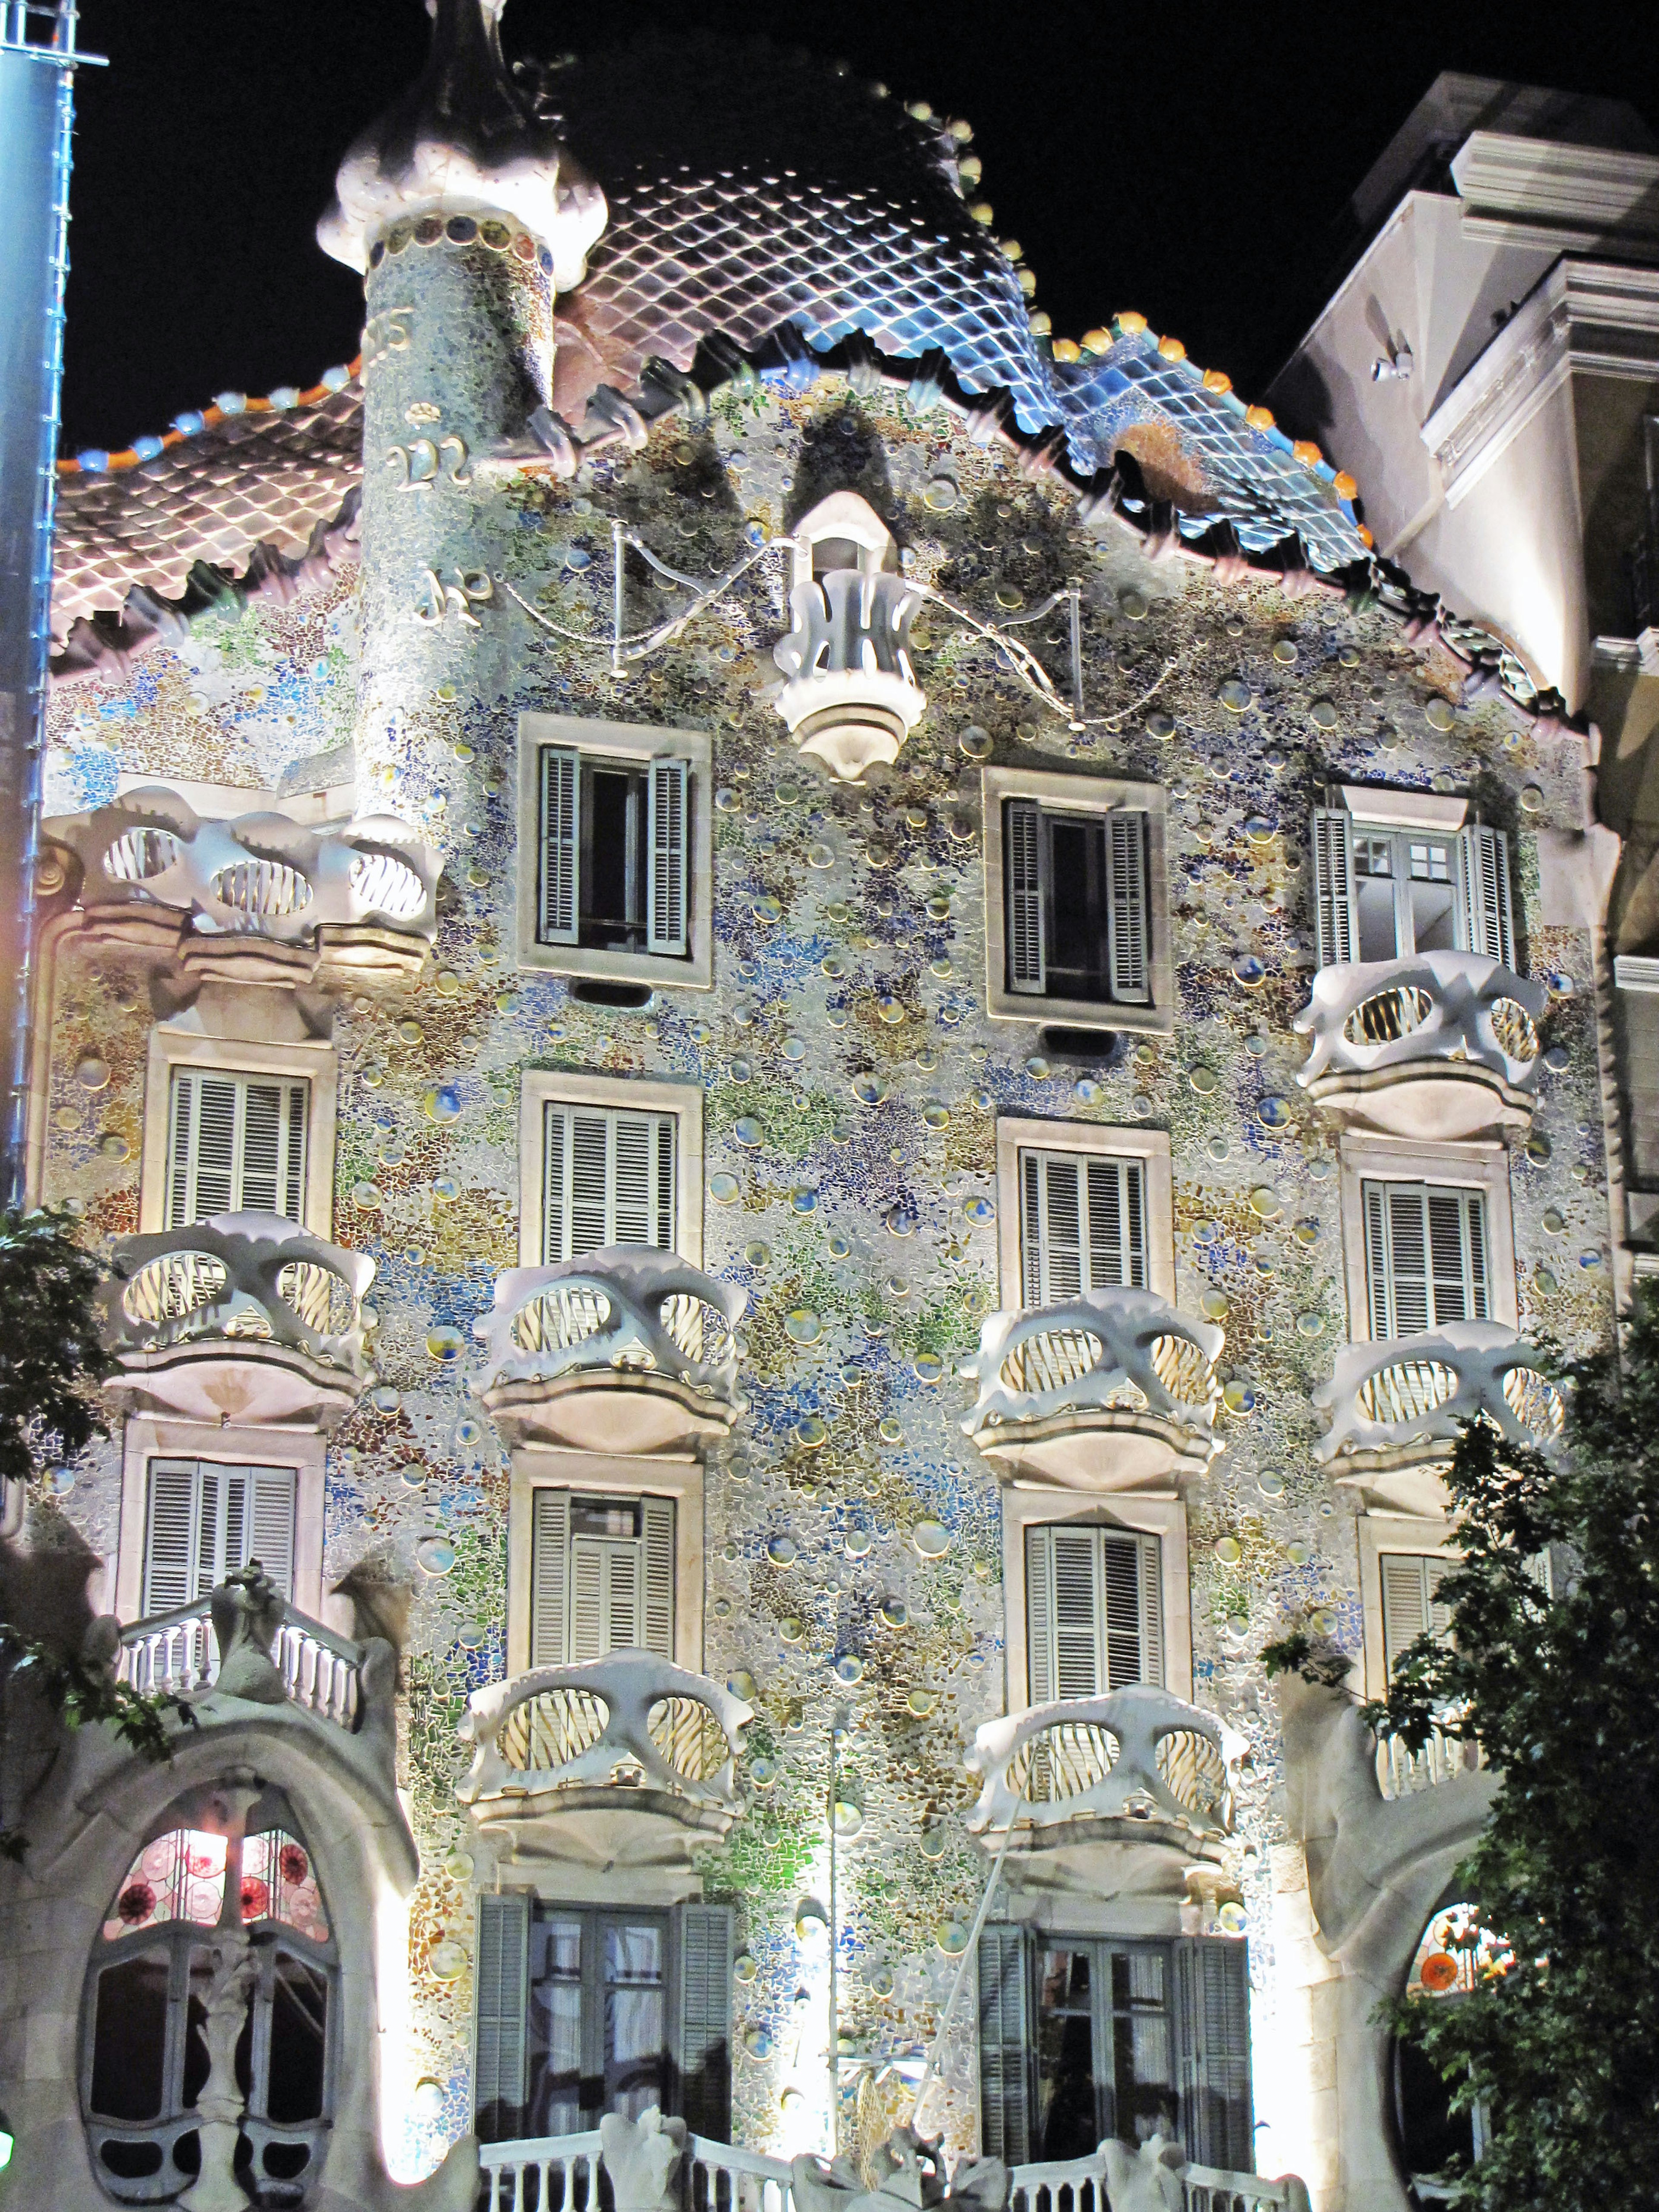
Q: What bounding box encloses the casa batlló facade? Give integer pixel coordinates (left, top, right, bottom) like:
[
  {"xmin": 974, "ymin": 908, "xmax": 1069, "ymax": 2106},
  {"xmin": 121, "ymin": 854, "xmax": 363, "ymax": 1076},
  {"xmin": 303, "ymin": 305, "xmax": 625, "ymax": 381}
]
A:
[{"xmin": 0, "ymin": 17, "xmax": 1627, "ymax": 2212}]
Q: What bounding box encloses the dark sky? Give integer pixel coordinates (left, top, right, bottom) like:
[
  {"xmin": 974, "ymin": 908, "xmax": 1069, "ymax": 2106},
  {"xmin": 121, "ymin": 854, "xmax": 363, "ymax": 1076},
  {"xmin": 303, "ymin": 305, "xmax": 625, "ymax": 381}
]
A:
[{"xmin": 58, "ymin": 0, "xmax": 1659, "ymax": 454}]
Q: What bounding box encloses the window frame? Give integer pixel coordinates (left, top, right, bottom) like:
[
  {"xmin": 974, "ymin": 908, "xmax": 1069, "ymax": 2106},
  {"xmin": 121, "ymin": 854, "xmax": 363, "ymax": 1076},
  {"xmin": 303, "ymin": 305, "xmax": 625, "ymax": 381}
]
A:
[
  {"xmin": 141, "ymin": 1023, "xmax": 336, "ymax": 1237},
  {"xmin": 518, "ymin": 1071, "xmax": 703, "ymax": 1270},
  {"xmin": 516, "ymin": 712, "xmax": 714, "ymax": 991},
  {"xmin": 982, "ymin": 767, "xmax": 1172, "ymax": 1033},
  {"xmin": 1001, "ymin": 1487, "xmax": 1192, "ymax": 1708},
  {"xmin": 995, "ymin": 1119, "xmax": 1175, "ymax": 1307},
  {"xmin": 1337, "ymin": 1132, "xmax": 1517, "ymax": 1340},
  {"xmin": 507, "ymin": 1452, "xmax": 705, "ymax": 1678},
  {"xmin": 1310, "ymin": 785, "xmax": 1518, "ymax": 973},
  {"xmin": 1359, "ymin": 1514, "xmax": 1462, "ymax": 1700}
]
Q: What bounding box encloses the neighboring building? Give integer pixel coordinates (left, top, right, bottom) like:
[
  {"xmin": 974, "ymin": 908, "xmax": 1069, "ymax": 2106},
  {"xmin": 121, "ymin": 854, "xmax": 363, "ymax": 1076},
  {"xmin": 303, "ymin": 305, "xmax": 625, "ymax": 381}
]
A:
[{"xmin": 0, "ymin": 22, "xmax": 1623, "ymax": 2212}]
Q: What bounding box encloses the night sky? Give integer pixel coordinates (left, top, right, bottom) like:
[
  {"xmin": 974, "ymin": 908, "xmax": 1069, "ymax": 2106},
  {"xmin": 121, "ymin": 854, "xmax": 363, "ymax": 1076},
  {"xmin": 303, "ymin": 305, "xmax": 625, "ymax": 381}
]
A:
[{"xmin": 57, "ymin": 0, "xmax": 1659, "ymax": 454}]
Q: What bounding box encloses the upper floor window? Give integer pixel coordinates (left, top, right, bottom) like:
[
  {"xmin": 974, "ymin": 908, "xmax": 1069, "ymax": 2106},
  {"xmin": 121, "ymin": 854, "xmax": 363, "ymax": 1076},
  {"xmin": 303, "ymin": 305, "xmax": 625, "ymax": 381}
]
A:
[
  {"xmin": 1019, "ymin": 1146, "xmax": 1147, "ymax": 1306},
  {"xmin": 1381, "ymin": 1551, "xmax": 1455, "ymax": 1674},
  {"xmin": 1026, "ymin": 1522, "xmax": 1163, "ymax": 1702},
  {"xmin": 517, "ymin": 715, "xmax": 713, "ymax": 990},
  {"xmin": 528, "ymin": 1489, "xmax": 676, "ymax": 1665},
  {"xmin": 984, "ymin": 769, "xmax": 1170, "ymax": 1031},
  {"xmin": 166, "ymin": 1069, "xmax": 308, "ymax": 1227},
  {"xmin": 1363, "ymin": 1179, "xmax": 1489, "ymax": 1337},
  {"xmin": 542, "ymin": 1102, "xmax": 677, "ymax": 1262},
  {"xmin": 142, "ymin": 1459, "xmax": 296, "ymax": 1615},
  {"xmin": 1313, "ymin": 792, "xmax": 1513, "ymax": 970}
]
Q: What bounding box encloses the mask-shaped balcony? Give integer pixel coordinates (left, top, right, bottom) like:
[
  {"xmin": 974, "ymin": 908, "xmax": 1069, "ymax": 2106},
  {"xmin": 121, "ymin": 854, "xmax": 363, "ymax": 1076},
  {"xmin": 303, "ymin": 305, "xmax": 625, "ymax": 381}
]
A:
[
  {"xmin": 1315, "ymin": 1321, "xmax": 1564, "ymax": 1514},
  {"xmin": 456, "ymin": 1650, "xmax": 752, "ymax": 1871},
  {"xmin": 1294, "ymin": 950, "xmax": 1546, "ymax": 1140},
  {"xmin": 53, "ymin": 787, "xmax": 440, "ymax": 979},
  {"xmin": 960, "ymin": 1289, "xmax": 1223, "ymax": 1491},
  {"xmin": 99, "ymin": 1214, "xmax": 375, "ymax": 1429},
  {"xmin": 472, "ymin": 1249, "xmax": 746, "ymax": 1456},
  {"xmin": 966, "ymin": 1684, "xmax": 1239, "ymax": 1900},
  {"xmin": 772, "ymin": 491, "xmax": 926, "ymax": 782}
]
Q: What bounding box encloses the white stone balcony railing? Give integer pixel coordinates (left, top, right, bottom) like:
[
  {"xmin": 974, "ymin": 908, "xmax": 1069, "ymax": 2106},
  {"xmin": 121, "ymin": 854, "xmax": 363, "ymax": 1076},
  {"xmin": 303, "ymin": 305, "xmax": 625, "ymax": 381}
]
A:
[
  {"xmin": 118, "ymin": 1595, "xmax": 362, "ymax": 1729},
  {"xmin": 1315, "ymin": 1322, "xmax": 1564, "ymax": 1472},
  {"xmin": 472, "ymin": 1246, "xmax": 746, "ymax": 1453},
  {"xmin": 960, "ymin": 1288, "xmax": 1223, "ymax": 1491},
  {"xmin": 457, "ymin": 1650, "xmax": 753, "ymax": 1869},
  {"xmin": 98, "ymin": 1212, "xmax": 375, "ymax": 1428},
  {"xmin": 1294, "ymin": 950, "xmax": 1547, "ymax": 1138},
  {"xmin": 54, "ymin": 786, "xmax": 439, "ymax": 973},
  {"xmin": 968, "ymin": 1683, "xmax": 1239, "ymax": 1850},
  {"xmin": 1375, "ymin": 1722, "xmax": 1486, "ymax": 1803},
  {"xmin": 1010, "ymin": 2142, "xmax": 1310, "ymax": 2212}
]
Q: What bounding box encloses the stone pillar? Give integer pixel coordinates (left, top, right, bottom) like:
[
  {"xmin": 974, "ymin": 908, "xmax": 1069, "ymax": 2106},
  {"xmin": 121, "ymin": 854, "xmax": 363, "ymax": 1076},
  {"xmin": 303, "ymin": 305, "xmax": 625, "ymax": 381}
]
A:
[{"xmin": 351, "ymin": 214, "xmax": 555, "ymax": 827}]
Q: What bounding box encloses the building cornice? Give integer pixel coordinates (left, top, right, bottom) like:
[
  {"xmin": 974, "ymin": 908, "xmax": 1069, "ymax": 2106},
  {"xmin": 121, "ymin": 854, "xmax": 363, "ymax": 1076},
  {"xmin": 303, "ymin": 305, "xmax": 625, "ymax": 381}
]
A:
[{"xmin": 1450, "ymin": 131, "xmax": 1659, "ymax": 239}]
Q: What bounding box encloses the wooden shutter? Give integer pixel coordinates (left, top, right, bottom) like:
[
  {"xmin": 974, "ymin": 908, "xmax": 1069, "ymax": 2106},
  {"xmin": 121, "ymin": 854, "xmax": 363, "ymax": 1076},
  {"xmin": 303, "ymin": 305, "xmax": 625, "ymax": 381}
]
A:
[
  {"xmin": 1005, "ymin": 798, "xmax": 1046, "ymax": 994},
  {"xmin": 165, "ymin": 1071, "xmax": 306, "ymax": 1226},
  {"xmin": 1382, "ymin": 1553, "xmax": 1454, "ymax": 1673},
  {"xmin": 1107, "ymin": 811, "xmax": 1150, "ymax": 1003},
  {"xmin": 647, "ymin": 759, "xmax": 690, "ymax": 957},
  {"xmin": 197, "ymin": 1464, "xmax": 224, "ymax": 1599},
  {"xmin": 1050, "ymin": 1528, "xmax": 1102, "ymax": 1700},
  {"xmin": 540, "ymin": 747, "xmax": 581, "ymax": 945},
  {"xmin": 1312, "ymin": 804, "xmax": 1357, "ymax": 968},
  {"xmin": 568, "ymin": 1110, "xmax": 612, "ymax": 1256},
  {"xmin": 610, "ymin": 1114, "xmax": 657, "ymax": 1248},
  {"xmin": 1459, "ymin": 823, "xmax": 1513, "ymax": 967},
  {"xmin": 1366, "ymin": 1182, "xmax": 1486, "ymax": 1336},
  {"xmin": 245, "ymin": 1468, "xmax": 297, "ymax": 1600},
  {"xmin": 1174, "ymin": 1937, "xmax": 1252, "ymax": 2171},
  {"xmin": 1037, "ymin": 1155, "xmax": 1084, "ymax": 1302},
  {"xmin": 474, "ymin": 1892, "xmax": 531, "ymax": 2135},
  {"xmin": 602, "ymin": 1542, "xmax": 640, "ymax": 1650},
  {"xmin": 1023, "ymin": 1152, "xmax": 1147, "ymax": 1303},
  {"xmin": 143, "ymin": 1461, "xmax": 199, "ymax": 1615},
  {"xmin": 641, "ymin": 1496, "xmax": 676, "ymax": 1659},
  {"xmin": 1102, "ymin": 1532, "xmax": 1162, "ymax": 1689},
  {"xmin": 977, "ymin": 1924, "xmax": 1032, "ymax": 2163},
  {"xmin": 530, "ymin": 1490, "xmax": 571, "ymax": 1666},
  {"xmin": 1025, "ymin": 1524, "xmax": 1058, "ymax": 1705},
  {"xmin": 674, "ymin": 1902, "xmax": 733, "ymax": 2138},
  {"xmin": 545, "ymin": 1106, "xmax": 677, "ymax": 1261},
  {"xmin": 1088, "ymin": 1157, "xmax": 1145, "ymax": 1289},
  {"xmin": 1136, "ymin": 1533, "xmax": 1164, "ymax": 1687},
  {"xmin": 1020, "ymin": 1153, "xmax": 1043, "ymax": 1308},
  {"xmin": 569, "ymin": 1536, "xmax": 608, "ymax": 1662},
  {"xmin": 1427, "ymin": 1187, "xmax": 1487, "ymax": 1322},
  {"xmin": 166, "ymin": 1071, "xmax": 237, "ymax": 1224}
]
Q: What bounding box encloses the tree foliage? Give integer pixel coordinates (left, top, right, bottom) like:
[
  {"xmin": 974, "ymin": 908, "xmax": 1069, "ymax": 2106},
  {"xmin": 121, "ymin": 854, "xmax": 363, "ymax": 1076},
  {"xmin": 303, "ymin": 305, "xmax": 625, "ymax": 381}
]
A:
[
  {"xmin": 0, "ymin": 1206, "xmax": 112, "ymax": 1487},
  {"xmin": 1319, "ymin": 1294, "xmax": 1659, "ymax": 2207}
]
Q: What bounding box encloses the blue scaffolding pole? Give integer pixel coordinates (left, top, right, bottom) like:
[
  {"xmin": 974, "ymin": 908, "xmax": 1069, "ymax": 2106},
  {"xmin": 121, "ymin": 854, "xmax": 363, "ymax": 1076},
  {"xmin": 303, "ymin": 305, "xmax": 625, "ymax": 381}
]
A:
[{"xmin": 0, "ymin": 0, "xmax": 101, "ymax": 1208}]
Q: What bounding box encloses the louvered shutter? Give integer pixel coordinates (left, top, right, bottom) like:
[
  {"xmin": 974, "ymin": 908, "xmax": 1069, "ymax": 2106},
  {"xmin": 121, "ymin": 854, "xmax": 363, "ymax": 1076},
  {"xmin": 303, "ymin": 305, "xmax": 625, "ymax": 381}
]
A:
[
  {"xmin": 143, "ymin": 1462, "xmax": 199, "ymax": 1615},
  {"xmin": 473, "ymin": 1892, "xmax": 531, "ymax": 2136},
  {"xmin": 1050, "ymin": 1529, "xmax": 1102, "ymax": 1699},
  {"xmin": 1005, "ymin": 799, "xmax": 1046, "ymax": 994},
  {"xmin": 545, "ymin": 1106, "xmax": 677, "ymax": 1261},
  {"xmin": 977, "ymin": 1925, "xmax": 1032, "ymax": 2163},
  {"xmin": 530, "ymin": 1490, "xmax": 571, "ymax": 1666},
  {"xmin": 1382, "ymin": 1554, "xmax": 1454, "ymax": 1672},
  {"xmin": 641, "ymin": 1496, "xmax": 676, "ymax": 1659},
  {"xmin": 197, "ymin": 1465, "xmax": 223, "ymax": 1599},
  {"xmin": 1025, "ymin": 1525, "xmax": 1058, "ymax": 1705},
  {"xmin": 569, "ymin": 1111, "xmax": 611, "ymax": 1256},
  {"xmin": 1459, "ymin": 823, "xmax": 1513, "ymax": 968},
  {"xmin": 1089, "ymin": 1157, "xmax": 1145, "ymax": 1289},
  {"xmin": 165, "ymin": 1072, "xmax": 306, "ymax": 1226},
  {"xmin": 1020, "ymin": 1154, "xmax": 1043, "ymax": 1308},
  {"xmin": 542, "ymin": 1106, "xmax": 568, "ymax": 1264},
  {"xmin": 1040, "ymin": 1157, "xmax": 1084, "ymax": 1302},
  {"xmin": 1137, "ymin": 1533, "xmax": 1164, "ymax": 1688},
  {"xmin": 1107, "ymin": 812, "xmax": 1150, "ymax": 1004},
  {"xmin": 1427, "ymin": 1189, "xmax": 1477, "ymax": 1322},
  {"xmin": 167, "ymin": 1072, "xmax": 238, "ymax": 1224},
  {"xmin": 610, "ymin": 1114, "xmax": 656, "ymax": 1247},
  {"xmin": 603, "ymin": 1542, "xmax": 641, "ymax": 1650},
  {"xmin": 246, "ymin": 1468, "xmax": 297, "ymax": 1600},
  {"xmin": 540, "ymin": 747, "xmax": 581, "ymax": 945},
  {"xmin": 1366, "ymin": 1182, "xmax": 1486, "ymax": 1336},
  {"xmin": 238, "ymin": 1083, "xmax": 285, "ymax": 1214},
  {"xmin": 674, "ymin": 1903, "xmax": 733, "ymax": 2137},
  {"xmin": 1101, "ymin": 1533, "xmax": 1162, "ymax": 1688},
  {"xmin": 1174, "ymin": 1937, "xmax": 1252, "ymax": 2170},
  {"xmin": 647, "ymin": 759, "xmax": 690, "ymax": 957},
  {"xmin": 569, "ymin": 1539, "xmax": 607, "ymax": 1663},
  {"xmin": 1312, "ymin": 805, "xmax": 1357, "ymax": 968}
]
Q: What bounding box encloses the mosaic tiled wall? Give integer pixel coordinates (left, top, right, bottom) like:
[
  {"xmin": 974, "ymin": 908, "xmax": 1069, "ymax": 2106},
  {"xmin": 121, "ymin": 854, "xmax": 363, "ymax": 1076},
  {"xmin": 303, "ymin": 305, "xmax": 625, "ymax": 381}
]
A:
[{"xmin": 37, "ymin": 356, "xmax": 1615, "ymax": 2178}]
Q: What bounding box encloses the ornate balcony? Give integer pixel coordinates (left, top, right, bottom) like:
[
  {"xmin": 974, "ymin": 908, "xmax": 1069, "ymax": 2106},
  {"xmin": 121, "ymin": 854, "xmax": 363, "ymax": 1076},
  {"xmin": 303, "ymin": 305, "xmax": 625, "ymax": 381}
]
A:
[
  {"xmin": 1294, "ymin": 950, "xmax": 1546, "ymax": 1139},
  {"xmin": 966, "ymin": 1684, "xmax": 1240, "ymax": 1899},
  {"xmin": 118, "ymin": 1594, "xmax": 363, "ymax": 1729},
  {"xmin": 472, "ymin": 1248, "xmax": 746, "ymax": 1455},
  {"xmin": 960, "ymin": 1288, "xmax": 1223, "ymax": 1491},
  {"xmin": 53, "ymin": 786, "xmax": 440, "ymax": 976},
  {"xmin": 772, "ymin": 491, "xmax": 926, "ymax": 781},
  {"xmin": 98, "ymin": 1212, "xmax": 374, "ymax": 1429},
  {"xmin": 1010, "ymin": 2139, "xmax": 1309, "ymax": 2212},
  {"xmin": 1315, "ymin": 1322, "xmax": 1563, "ymax": 1513},
  {"xmin": 456, "ymin": 1650, "xmax": 753, "ymax": 1871}
]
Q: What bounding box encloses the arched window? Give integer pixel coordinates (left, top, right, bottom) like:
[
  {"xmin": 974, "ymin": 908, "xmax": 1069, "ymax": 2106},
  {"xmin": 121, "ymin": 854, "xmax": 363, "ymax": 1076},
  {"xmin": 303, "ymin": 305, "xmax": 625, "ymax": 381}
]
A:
[
  {"xmin": 81, "ymin": 1789, "xmax": 337, "ymax": 2206},
  {"xmin": 1392, "ymin": 1899, "xmax": 1509, "ymax": 2204}
]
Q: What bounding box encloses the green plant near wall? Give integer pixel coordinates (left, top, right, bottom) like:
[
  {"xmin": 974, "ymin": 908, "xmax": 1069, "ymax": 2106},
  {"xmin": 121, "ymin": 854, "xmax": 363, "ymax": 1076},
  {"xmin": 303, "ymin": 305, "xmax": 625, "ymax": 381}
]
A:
[{"xmin": 1268, "ymin": 1292, "xmax": 1659, "ymax": 2210}]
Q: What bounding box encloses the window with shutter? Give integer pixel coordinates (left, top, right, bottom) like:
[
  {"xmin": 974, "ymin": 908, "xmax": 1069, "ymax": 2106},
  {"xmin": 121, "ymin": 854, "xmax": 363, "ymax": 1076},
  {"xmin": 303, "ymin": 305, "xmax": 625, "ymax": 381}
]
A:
[
  {"xmin": 1458, "ymin": 823, "xmax": 1514, "ymax": 968},
  {"xmin": 539, "ymin": 746, "xmax": 580, "ymax": 945},
  {"xmin": 1312, "ymin": 805, "xmax": 1357, "ymax": 967},
  {"xmin": 1322, "ymin": 807, "xmax": 1513, "ymax": 967},
  {"xmin": 542, "ymin": 1104, "xmax": 677, "ymax": 1262},
  {"xmin": 1003, "ymin": 800, "xmax": 1154, "ymax": 1007},
  {"xmin": 1107, "ymin": 813, "xmax": 1150, "ymax": 1002},
  {"xmin": 674, "ymin": 1903, "xmax": 733, "ymax": 2138},
  {"xmin": 141, "ymin": 1460, "xmax": 296, "ymax": 1615},
  {"xmin": 1006, "ymin": 799, "xmax": 1046, "ymax": 994},
  {"xmin": 1026, "ymin": 1524, "xmax": 1163, "ymax": 1702},
  {"xmin": 978, "ymin": 1924, "xmax": 1032, "ymax": 2164},
  {"xmin": 1019, "ymin": 1149, "xmax": 1147, "ymax": 1305},
  {"xmin": 1381, "ymin": 1553, "xmax": 1456, "ymax": 1673},
  {"xmin": 474, "ymin": 1891, "xmax": 531, "ymax": 2140},
  {"xmin": 647, "ymin": 759, "xmax": 690, "ymax": 957},
  {"xmin": 539, "ymin": 745, "xmax": 693, "ymax": 960},
  {"xmin": 165, "ymin": 1071, "xmax": 308, "ymax": 1227},
  {"xmin": 1363, "ymin": 1181, "xmax": 1489, "ymax": 1337},
  {"xmin": 1173, "ymin": 1937, "xmax": 1253, "ymax": 2170},
  {"xmin": 530, "ymin": 1492, "xmax": 676, "ymax": 1665}
]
